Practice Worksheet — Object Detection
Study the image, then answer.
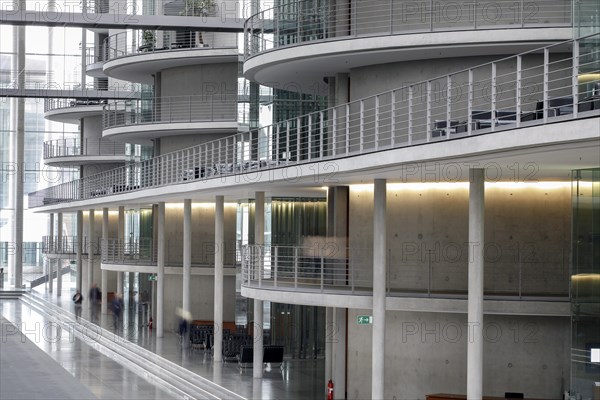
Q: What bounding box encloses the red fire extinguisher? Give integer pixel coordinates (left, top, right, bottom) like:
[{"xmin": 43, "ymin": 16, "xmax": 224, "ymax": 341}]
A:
[{"xmin": 327, "ymin": 379, "xmax": 334, "ymax": 400}]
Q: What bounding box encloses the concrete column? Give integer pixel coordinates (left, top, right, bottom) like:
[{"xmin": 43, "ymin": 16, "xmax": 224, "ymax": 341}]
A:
[
  {"xmin": 56, "ymin": 213, "xmax": 63, "ymax": 296},
  {"xmin": 12, "ymin": 12, "xmax": 25, "ymax": 289},
  {"xmin": 333, "ymin": 308, "xmax": 347, "ymax": 400},
  {"xmin": 183, "ymin": 199, "xmax": 192, "ymax": 313},
  {"xmin": 253, "ymin": 191, "xmax": 265, "ymax": 378},
  {"xmin": 157, "ymin": 202, "xmax": 165, "ymax": 338},
  {"xmin": 467, "ymin": 168, "xmax": 485, "ymax": 400},
  {"xmin": 101, "ymin": 208, "xmax": 109, "ymax": 314},
  {"xmin": 76, "ymin": 211, "xmax": 83, "ymax": 292},
  {"xmin": 372, "ymin": 179, "xmax": 386, "ymax": 400},
  {"xmin": 49, "ymin": 214, "xmax": 55, "ymax": 293},
  {"xmin": 213, "ymin": 196, "xmax": 224, "ymax": 362},
  {"xmin": 87, "ymin": 209, "xmax": 95, "ymax": 295},
  {"xmin": 117, "ymin": 206, "xmax": 125, "ymax": 294},
  {"xmin": 325, "ymin": 307, "xmax": 333, "ymax": 383}
]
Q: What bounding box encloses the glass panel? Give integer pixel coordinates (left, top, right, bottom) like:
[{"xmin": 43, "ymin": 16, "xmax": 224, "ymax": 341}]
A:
[{"xmin": 571, "ymin": 168, "xmax": 600, "ymax": 397}]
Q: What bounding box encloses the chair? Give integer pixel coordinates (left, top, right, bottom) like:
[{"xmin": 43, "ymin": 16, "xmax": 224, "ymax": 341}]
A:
[{"xmin": 432, "ymin": 120, "xmax": 460, "ymax": 137}]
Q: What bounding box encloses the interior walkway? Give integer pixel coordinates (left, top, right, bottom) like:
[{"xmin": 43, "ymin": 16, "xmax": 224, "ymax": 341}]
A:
[{"xmin": 0, "ymin": 283, "xmax": 325, "ymax": 400}]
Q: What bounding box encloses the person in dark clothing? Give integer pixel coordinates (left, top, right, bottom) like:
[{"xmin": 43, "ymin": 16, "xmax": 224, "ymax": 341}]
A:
[
  {"xmin": 89, "ymin": 283, "xmax": 100, "ymax": 321},
  {"xmin": 72, "ymin": 290, "xmax": 83, "ymax": 320},
  {"xmin": 111, "ymin": 293, "xmax": 124, "ymax": 331}
]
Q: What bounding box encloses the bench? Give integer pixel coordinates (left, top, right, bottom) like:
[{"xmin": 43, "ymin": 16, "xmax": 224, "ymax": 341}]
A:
[{"xmin": 237, "ymin": 345, "xmax": 285, "ymax": 368}]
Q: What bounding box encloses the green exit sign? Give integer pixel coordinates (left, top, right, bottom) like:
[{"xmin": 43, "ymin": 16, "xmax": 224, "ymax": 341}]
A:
[
  {"xmin": 357, "ymin": 315, "xmax": 373, "ymax": 325},
  {"xmin": 148, "ymin": 275, "xmax": 157, "ymax": 281}
]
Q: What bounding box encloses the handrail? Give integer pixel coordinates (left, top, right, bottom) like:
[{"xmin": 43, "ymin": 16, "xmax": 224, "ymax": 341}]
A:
[
  {"xmin": 241, "ymin": 245, "xmax": 570, "ymax": 298},
  {"xmin": 28, "ymin": 33, "xmax": 600, "ymax": 209},
  {"xmin": 101, "ymin": 238, "xmax": 238, "ymax": 266},
  {"xmin": 104, "ymin": 29, "xmax": 238, "ymax": 62},
  {"xmin": 102, "ymin": 94, "xmax": 240, "ymax": 129},
  {"xmin": 41, "ymin": 236, "xmax": 101, "ymax": 255},
  {"xmin": 244, "ymin": 0, "xmax": 573, "ymax": 59},
  {"xmin": 44, "ymin": 98, "xmax": 108, "ymax": 112},
  {"xmin": 43, "ymin": 138, "xmax": 127, "ymax": 159}
]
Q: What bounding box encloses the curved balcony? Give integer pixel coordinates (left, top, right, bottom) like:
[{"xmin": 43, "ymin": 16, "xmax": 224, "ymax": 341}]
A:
[
  {"xmin": 43, "ymin": 138, "xmax": 128, "ymax": 166},
  {"xmin": 27, "ymin": 34, "xmax": 600, "ymax": 209},
  {"xmin": 85, "ymin": 45, "xmax": 107, "ymax": 78},
  {"xmin": 101, "ymin": 95, "xmax": 242, "ymax": 143},
  {"xmin": 240, "ymin": 245, "xmax": 571, "ymax": 314},
  {"xmin": 44, "ymin": 98, "xmax": 106, "ymax": 123},
  {"xmin": 103, "ymin": 29, "xmax": 239, "ymax": 83},
  {"xmin": 243, "ymin": 0, "xmax": 573, "ymax": 89}
]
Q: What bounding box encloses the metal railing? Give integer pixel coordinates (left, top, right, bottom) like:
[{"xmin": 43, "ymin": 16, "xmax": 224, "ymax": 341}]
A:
[
  {"xmin": 41, "ymin": 236, "xmax": 101, "ymax": 255},
  {"xmin": 43, "ymin": 138, "xmax": 127, "ymax": 159},
  {"xmin": 86, "ymin": 44, "xmax": 108, "ymax": 65},
  {"xmin": 101, "ymin": 238, "xmax": 238, "ymax": 266},
  {"xmin": 104, "ymin": 29, "xmax": 238, "ymax": 62},
  {"xmin": 102, "ymin": 94, "xmax": 240, "ymax": 129},
  {"xmin": 28, "ymin": 34, "xmax": 600, "ymax": 208},
  {"xmin": 241, "ymin": 245, "xmax": 570, "ymax": 298},
  {"xmin": 1, "ymin": 69, "xmax": 140, "ymax": 93},
  {"xmin": 44, "ymin": 98, "xmax": 108, "ymax": 112},
  {"xmin": 244, "ymin": 0, "xmax": 573, "ymax": 59}
]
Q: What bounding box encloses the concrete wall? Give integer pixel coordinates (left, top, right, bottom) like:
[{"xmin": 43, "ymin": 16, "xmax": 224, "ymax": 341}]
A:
[
  {"xmin": 160, "ymin": 63, "xmax": 237, "ymax": 98},
  {"xmin": 346, "ymin": 309, "xmax": 570, "ymax": 399},
  {"xmin": 344, "ymin": 182, "xmax": 571, "ymax": 398},
  {"xmin": 348, "ymin": 184, "xmax": 571, "ymax": 296},
  {"xmin": 163, "ymin": 274, "xmax": 236, "ymax": 331},
  {"xmin": 163, "ymin": 203, "xmax": 237, "ymax": 265}
]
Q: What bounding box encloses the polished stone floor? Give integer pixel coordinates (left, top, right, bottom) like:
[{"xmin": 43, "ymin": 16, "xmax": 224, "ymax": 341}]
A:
[{"xmin": 0, "ymin": 283, "xmax": 325, "ymax": 400}]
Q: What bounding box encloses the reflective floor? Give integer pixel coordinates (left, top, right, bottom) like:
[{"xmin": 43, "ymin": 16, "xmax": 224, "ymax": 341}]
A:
[{"xmin": 0, "ymin": 284, "xmax": 325, "ymax": 400}]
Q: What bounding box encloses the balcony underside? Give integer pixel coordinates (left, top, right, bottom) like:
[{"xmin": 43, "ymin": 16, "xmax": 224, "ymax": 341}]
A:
[
  {"xmin": 241, "ymin": 285, "xmax": 570, "ymax": 316},
  {"xmin": 44, "ymin": 155, "xmax": 129, "ymax": 167},
  {"xmin": 44, "ymin": 104, "xmax": 104, "ymax": 123},
  {"xmin": 244, "ymin": 27, "xmax": 572, "ymax": 94},
  {"xmin": 103, "ymin": 121, "xmax": 240, "ymax": 144}
]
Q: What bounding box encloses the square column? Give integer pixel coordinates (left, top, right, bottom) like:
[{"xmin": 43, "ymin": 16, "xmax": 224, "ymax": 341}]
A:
[
  {"xmin": 467, "ymin": 168, "xmax": 485, "ymax": 399},
  {"xmin": 183, "ymin": 199, "xmax": 192, "ymax": 314},
  {"xmin": 214, "ymin": 196, "xmax": 224, "ymax": 362},
  {"xmin": 48, "ymin": 214, "xmax": 54, "ymax": 293},
  {"xmin": 157, "ymin": 202, "xmax": 165, "ymax": 338},
  {"xmin": 87, "ymin": 209, "xmax": 95, "ymax": 295},
  {"xmin": 372, "ymin": 179, "xmax": 386, "ymax": 400},
  {"xmin": 56, "ymin": 213, "xmax": 63, "ymax": 296},
  {"xmin": 333, "ymin": 307, "xmax": 346, "ymax": 400},
  {"xmin": 117, "ymin": 206, "xmax": 125, "ymax": 294},
  {"xmin": 253, "ymin": 191, "xmax": 265, "ymax": 378},
  {"xmin": 101, "ymin": 208, "xmax": 109, "ymax": 314},
  {"xmin": 76, "ymin": 211, "xmax": 83, "ymax": 292}
]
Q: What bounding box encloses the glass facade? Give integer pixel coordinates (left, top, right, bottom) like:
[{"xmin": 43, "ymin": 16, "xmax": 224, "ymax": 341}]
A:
[{"xmin": 571, "ymin": 168, "xmax": 600, "ymax": 398}]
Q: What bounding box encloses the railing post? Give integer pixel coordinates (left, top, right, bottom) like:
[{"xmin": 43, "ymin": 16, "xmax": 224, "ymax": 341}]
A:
[
  {"xmin": 405, "ymin": 89, "xmax": 410, "ymax": 145},
  {"xmin": 359, "ymin": 100, "xmax": 364, "ymax": 152},
  {"xmin": 294, "ymin": 246, "xmax": 298, "ymax": 288},
  {"xmin": 274, "ymin": 246, "xmax": 278, "ymax": 287},
  {"xmin": 345, "ymin": 104, "xmax": 350, "ymax": 154},
  {"xmin": 320, "ymin": 256, "xmax": 324, "ymax": 292},
  {"xmin": 572, "ymin": 38, "xmax": 579, "ymax": 119},
  {"xmin": 446, "ymin": 75, "xmax": 452, "ymax": 139},
  {"xmin": 516, "ymin": 56, "xmax": 522, "ymax": 128},
  {"xmin": 308, "ymin": 113, "xmax": 312, "ymax": 161},
  {"xmin": 258, "ymin": 245, "xmax": 262, "ymax": 288},
  {"xmin": 375, "ymin": 95, "xmax": 380, "ymax": 150},
  {"xmin": 332, "ymin": 107, "xmax": 337, "ymax": 157},
  {"xmin": 426, "ymin": 81, "xmax": 432, "ymax": 142},
  {"xmin": 491, "ymin": 63, "xmax": 497, "ymax": 132},
  {"xmin": 468, "ymin": 69, "xmax": 474, "ymax": 134},
  {"xmin": 319, "ymin": 111, "xmax": 324, "ymax": 158},
  {"xmin": 286, "ymin": 120, "xmax": 291, "ymax": 163},
  {"xmin": 543, "ymin": 47, "xmax": 549, "ymax": 123}
]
